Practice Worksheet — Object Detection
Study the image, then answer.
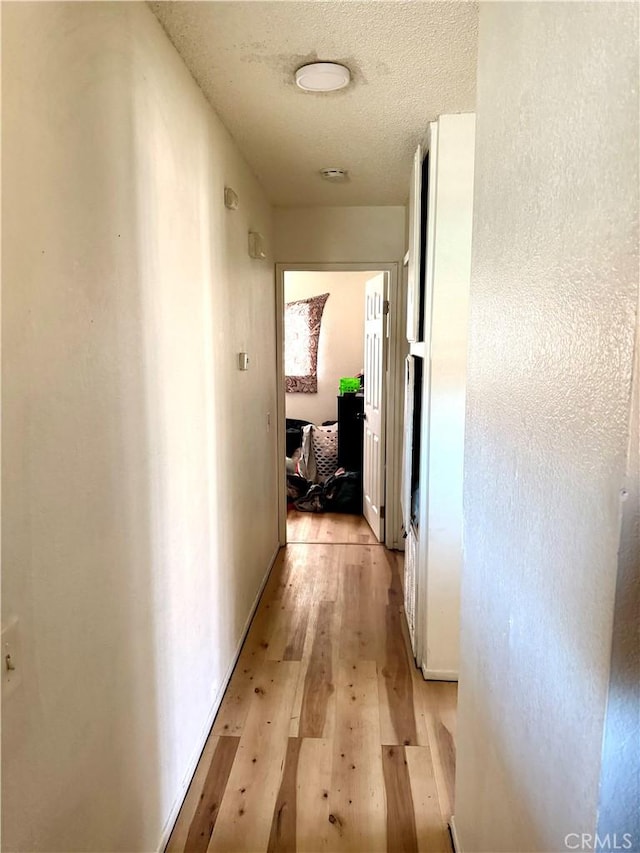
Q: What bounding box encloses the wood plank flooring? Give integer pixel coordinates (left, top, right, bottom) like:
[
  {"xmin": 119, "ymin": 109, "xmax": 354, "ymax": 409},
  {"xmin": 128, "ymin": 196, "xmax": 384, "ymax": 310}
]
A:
[
  {"xmin": 287, "ymin": 510, "xmax": 378, "ymax": 545},
  {"xmin": 167, "ymin": 522, "xmax": 456, "ymax": 853}
]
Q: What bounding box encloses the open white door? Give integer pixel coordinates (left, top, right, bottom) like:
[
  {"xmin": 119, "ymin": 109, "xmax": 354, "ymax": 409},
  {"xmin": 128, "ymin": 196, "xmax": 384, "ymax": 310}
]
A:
[{"xmin": 363, "ymin": 272, "xmax": 387, "ymax": 541}]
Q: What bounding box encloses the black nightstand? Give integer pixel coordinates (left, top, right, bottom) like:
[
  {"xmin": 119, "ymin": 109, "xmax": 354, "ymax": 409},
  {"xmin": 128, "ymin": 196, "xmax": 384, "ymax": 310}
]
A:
[{"xmin": 337, "ymin": 393, "xmax": 364, "ymax": 472}]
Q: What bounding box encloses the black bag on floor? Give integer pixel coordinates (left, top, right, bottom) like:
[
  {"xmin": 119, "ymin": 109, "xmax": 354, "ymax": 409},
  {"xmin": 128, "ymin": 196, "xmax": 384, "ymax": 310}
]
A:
[
  {"xmin": 294, "ymin": 483, "xmax": 325, "ymax": 513},
  {"xmin": 322, "ymin": 471, "xmax": 362, "ymax": 514}
]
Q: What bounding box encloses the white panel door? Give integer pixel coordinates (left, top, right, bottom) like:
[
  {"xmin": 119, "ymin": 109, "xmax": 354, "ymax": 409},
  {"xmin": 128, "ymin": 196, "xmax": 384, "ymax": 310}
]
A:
[{"xmin": 363, "ymin": 273, "xmax": 387, "ymax": 542}]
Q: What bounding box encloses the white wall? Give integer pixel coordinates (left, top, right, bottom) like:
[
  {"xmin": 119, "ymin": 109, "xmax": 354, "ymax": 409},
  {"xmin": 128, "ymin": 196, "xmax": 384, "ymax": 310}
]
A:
[
  {"xmin": 455, "ymin": 3, "xmax": 639, "ymax": 852},
  {"xmin": 2, "ymin": 4, "xmax": 277, "ymax": 851},
  {"xmin": 284, "ymin": 271, "xmax": 371, "ymax": 426},
  {"xmin": 597, "ymin": 334, "xmax": 640, "ymax": 845},
  {"xmin": 275, "ymin": 206, "xmax": 405, "ymax": 265}
]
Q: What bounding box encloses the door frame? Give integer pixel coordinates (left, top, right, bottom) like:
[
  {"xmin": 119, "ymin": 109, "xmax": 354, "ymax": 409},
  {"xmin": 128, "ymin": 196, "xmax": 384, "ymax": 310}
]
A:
[{"xmin": 275, "ymin": 262, "xmax": 403, "ymax": 549}]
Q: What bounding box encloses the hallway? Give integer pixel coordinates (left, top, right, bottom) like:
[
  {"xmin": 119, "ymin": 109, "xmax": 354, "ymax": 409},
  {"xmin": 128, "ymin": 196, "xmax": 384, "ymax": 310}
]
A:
[{"xmin": 167, "ymin": 521, "xmax": 456, "ymax": 853}]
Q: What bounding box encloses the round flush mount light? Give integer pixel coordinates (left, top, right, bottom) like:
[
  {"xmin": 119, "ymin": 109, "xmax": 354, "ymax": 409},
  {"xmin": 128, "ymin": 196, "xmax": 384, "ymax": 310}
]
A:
[
  {"xmin": 320, "ymin": 168, "xmax": 349, "ymax": 182},
  {"xmin": 295, "ymin": 62, "xmax": 351, "ymax": 92}
]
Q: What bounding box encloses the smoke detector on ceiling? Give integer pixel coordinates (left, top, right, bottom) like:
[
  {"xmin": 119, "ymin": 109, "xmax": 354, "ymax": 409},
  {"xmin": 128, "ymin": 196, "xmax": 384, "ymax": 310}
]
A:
[
  {"xmin": 295, "ymin": 62, "xmax": 351, "ymax": 92},
  {"xmin": 320, "ymin": 168, "xmax": 349, "ymax": 182}
]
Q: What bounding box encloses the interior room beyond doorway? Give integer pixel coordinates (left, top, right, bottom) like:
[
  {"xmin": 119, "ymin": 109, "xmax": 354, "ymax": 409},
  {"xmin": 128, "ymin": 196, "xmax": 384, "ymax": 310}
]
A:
[{"xmin": 282, "ymin": 269, "xmax": 381, "ymax": 544}]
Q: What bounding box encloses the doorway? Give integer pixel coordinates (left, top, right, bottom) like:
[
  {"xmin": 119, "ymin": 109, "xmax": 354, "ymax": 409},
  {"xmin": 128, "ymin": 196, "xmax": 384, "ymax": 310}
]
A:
[{"xmin": 275, "ymin": 263, "xmax": 404, "ymax": 549}]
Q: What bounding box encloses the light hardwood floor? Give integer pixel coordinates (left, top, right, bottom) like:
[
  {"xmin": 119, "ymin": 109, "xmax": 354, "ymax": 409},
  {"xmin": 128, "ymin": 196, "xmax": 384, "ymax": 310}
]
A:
[
  {"xmin": 167, "ymin": 522, "xmax": 457, "ymax": 853},
  {"xmin": 287, "ymin": 510, "xmax": 378, "ymax": 545}
]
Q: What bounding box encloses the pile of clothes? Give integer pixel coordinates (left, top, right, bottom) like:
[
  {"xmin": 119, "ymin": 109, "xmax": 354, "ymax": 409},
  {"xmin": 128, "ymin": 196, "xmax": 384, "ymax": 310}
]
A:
[{"xmin": 287, "ymin": 468, "xmax": 361, "ymax": 514}]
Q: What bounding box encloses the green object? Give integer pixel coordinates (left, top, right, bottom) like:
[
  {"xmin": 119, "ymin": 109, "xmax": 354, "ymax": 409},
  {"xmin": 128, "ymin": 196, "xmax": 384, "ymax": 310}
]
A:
[{"xmin": 339, "ymin": 377, "xmax": 360, "ymax": 394}]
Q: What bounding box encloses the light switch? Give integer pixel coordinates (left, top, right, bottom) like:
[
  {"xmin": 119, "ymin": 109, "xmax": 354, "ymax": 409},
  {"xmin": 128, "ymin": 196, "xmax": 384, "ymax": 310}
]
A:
[{"xmin": 238, "ymin": 352, "xmax": 249, "ymax": 371}]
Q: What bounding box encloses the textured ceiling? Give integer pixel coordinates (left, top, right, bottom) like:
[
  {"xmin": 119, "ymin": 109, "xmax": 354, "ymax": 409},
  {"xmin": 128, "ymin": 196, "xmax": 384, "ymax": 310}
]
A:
[{"xmin": 150, "ymin": 1, "xmax": 478, "ymax": 206}]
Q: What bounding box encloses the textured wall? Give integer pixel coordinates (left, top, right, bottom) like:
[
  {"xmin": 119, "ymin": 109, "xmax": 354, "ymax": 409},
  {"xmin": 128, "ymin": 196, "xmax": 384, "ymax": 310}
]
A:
[
  {"xmin": 597, "ymin": 336, "xmax": 640, "ymax": 846},
  {"xmin": 2, "ymin": 4, "xmax": 277, "ymax": 851},
  {"xmin": 274, "ymin": 206, "xmax": 406, "ymax": 265},
  {"xmin": 455, "ymin": 3, "xmax": 639, "ymax": 852}
]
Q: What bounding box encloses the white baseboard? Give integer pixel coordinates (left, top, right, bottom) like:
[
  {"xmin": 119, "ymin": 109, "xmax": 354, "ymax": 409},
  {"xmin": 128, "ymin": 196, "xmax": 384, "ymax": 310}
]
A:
[
  {"xmin": 449, "ymin": 815, "xmax": 463, "ymax": 853},
  {"xmin": 421, "ymin": 663, "xmax": 458, "ymax": 682},
  {"xmin": 157, "ymin": 544, "xmax": 281, "ymax": 852}
]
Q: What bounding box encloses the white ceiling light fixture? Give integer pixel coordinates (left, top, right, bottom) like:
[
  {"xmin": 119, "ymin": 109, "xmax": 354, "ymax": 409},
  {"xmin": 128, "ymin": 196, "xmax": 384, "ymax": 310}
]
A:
[
  {"xmin": 320, "ymin": 168, "xmax": 349, "ymax": 182},
  {"xmin": 295, "ymin": 62, "xmax": 351, "ymax": 92}
]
